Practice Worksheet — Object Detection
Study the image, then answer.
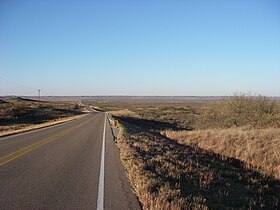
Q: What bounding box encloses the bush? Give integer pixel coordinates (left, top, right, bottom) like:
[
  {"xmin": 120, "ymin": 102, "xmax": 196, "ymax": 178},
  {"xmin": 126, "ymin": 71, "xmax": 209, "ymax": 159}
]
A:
[{"xmin": 198, "ymin": 94, "xmax": 280, "ymax": 129}]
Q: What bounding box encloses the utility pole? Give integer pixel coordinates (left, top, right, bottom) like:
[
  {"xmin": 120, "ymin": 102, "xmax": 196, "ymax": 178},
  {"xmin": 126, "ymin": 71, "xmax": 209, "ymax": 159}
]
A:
[{"xmin": 37, "ymin": 89, "xmax": 42, "ymax": 101}]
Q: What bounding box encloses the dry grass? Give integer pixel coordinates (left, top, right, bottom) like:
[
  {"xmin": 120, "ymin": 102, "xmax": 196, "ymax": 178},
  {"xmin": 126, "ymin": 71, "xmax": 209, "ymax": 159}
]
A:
[
  {"xmin": 0, "ymin": 97, "xmax": 86, "ymax": 135},
  {"xmin": 117, "ymin": 126, "xmax": 207, "ymax": 210},
  {"xmin": 90, "ymin": 95, "xmax": 280, "ymax": 130},
  {"xmin": 104, "ymin": 96, "xmax": 280, "ymax": 209},
  {"xmin": 115, "ymin": 115, "xmax": 280, "ymax": 209},
  {"xmin": 0, "ymin": 114, "xmax": 88, "ymax": 137},
  {"xmin": 110, "ymin": 109, "xmax": 139, "ymax": 118},
  {"xmin": 89, "ymin": 99, "xmax": 202, "ymax": 130},
  {"xmin": 162, "ymin": 128, "xmax": 280, "ymax": 180}
]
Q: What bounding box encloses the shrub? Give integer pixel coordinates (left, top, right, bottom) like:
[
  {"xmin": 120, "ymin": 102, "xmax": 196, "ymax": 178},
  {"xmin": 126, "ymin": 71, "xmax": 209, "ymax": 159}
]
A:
[{"xmin": 197, "ymin": 94, "xmax": 279, "ymax": 129}]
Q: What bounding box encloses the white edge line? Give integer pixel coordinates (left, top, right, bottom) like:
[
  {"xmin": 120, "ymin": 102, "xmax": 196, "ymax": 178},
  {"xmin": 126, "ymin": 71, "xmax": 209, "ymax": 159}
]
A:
[{"xmin": 97, "ymin": 113, "xmax": 106, "ymax": 210}]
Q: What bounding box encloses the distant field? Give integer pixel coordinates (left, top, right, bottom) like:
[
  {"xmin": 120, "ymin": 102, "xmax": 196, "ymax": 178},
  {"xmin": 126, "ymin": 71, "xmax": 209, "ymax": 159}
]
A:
[
  {"xmin": 86, "ymin": 99, "xmax": 207, "ymax": 130},
  {"xmin": 88, "ymin": 95, "xmax": 280, "ymax": 209},
  {"xmin": 0, "ymin": 97, "xmax": 85, "ymax": 134},
  {"xmin": 87, "ymin": 95, "xmax": 280, "ymax": 130}
]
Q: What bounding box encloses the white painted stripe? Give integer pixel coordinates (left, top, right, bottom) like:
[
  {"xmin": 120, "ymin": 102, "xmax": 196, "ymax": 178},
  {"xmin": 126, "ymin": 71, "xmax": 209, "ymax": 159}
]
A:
[{"xmin": 97, "ymin": 114, "xmax": 106, "ymax": 210}]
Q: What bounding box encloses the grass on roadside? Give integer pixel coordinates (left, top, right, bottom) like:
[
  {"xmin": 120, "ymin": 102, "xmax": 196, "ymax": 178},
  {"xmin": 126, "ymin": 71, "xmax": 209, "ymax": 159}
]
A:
[
  {"xmin": 106, "ymin": 95, "xmax": 280, "ymax": 209},
  {"xmin": 115, "ymin": 116, "xmax": 280, "ymax": 210},
  {"xmin": 0, "ymin": 97, "xmax": 84, "ymax": 134},
  {"xmin": 162, "ymin": 128, "xmax": 280, "ymax": 180}
]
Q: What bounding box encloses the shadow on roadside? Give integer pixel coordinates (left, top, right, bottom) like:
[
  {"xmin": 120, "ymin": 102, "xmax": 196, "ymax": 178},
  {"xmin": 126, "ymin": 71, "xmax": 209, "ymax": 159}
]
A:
[{"xmin": 116, "ymin": 116, "xmax": 280, "ymax": 209}]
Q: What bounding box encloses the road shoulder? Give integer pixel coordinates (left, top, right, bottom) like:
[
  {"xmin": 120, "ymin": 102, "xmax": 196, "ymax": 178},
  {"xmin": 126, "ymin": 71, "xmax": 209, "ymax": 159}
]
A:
[{"xmin": 104, "ymin": 116, "xmax": 141, "ymax": 210}]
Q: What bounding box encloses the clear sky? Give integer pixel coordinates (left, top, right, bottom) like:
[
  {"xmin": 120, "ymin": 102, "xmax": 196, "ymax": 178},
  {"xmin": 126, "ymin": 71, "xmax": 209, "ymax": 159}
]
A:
[{"xmin": 0, "ymin": 0, "xmax": 279, "ymax": 96}]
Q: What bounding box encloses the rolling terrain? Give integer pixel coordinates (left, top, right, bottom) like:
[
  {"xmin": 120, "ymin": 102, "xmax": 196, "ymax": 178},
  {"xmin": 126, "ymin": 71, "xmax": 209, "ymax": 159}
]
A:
[{"xmin": 1, "ymin": 95, "xmax": 279, "ymax": 209}]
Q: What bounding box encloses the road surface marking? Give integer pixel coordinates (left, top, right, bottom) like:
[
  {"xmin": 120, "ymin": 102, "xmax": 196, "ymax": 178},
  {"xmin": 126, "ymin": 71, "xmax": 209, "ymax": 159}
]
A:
[
  {"xmin": 0, "ymin": 117, "xmax": 93, "ymax": 167},
  {"xmin": 97, "ymin": 114, "xmax": 106, "ymax": 210}
]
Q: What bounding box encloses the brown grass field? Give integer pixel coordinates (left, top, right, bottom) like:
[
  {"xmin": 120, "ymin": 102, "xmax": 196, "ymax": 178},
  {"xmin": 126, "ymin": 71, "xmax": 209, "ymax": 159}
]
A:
[
  {"xmin": 86, "ymin": 95, "xmax": 280, "ymax": 209},
  {"xmin": 0, "ymin": 97, "xmax": 86, "ymax": 135},
  {"xmin": 162, "ymin": 128, "xmax": 280, "ymax": 180}
]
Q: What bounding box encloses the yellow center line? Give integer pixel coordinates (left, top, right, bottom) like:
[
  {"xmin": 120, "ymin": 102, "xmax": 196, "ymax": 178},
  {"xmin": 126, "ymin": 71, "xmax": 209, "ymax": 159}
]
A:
[
  {"xmin": 0, "ymin": 117, "xmax": 93, "ymax": 167},
  {"xmin": 0, "ymin": 120, "xmax": 87, "ymax": 161}
]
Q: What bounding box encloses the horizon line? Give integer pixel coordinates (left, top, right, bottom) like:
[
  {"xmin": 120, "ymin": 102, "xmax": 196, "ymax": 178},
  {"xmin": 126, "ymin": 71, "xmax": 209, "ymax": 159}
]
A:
[{"xmin": 1, "ymin": 95, "xmax": 280, "ymax": 98}]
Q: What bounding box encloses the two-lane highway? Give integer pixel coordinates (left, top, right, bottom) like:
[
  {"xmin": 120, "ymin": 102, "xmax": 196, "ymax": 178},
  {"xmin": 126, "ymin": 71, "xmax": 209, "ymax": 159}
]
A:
[{"xmin": 0, "ymin": 112, "xmax": 140, "ymax": 210}]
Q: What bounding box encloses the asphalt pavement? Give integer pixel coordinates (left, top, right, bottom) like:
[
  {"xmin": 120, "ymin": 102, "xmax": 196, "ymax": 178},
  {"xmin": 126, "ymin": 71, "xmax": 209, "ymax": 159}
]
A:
[{"xmin": 0, "ymin": 112, "xmax": 140, "ymax": 210}]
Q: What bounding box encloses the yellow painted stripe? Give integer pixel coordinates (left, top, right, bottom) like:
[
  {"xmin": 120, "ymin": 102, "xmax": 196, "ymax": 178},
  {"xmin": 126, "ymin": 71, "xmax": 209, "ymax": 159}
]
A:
[
  {"xmin": 0, "ymin": 118, "xmax": 89, "ymax": 161},
  {"xmin": 0, "ymin": 117, "xmax": 93, "ymax": 167}
]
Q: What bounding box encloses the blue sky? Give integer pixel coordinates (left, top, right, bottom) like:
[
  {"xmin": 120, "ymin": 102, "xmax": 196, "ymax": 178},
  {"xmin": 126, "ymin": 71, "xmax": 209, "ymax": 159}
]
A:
[{"xmin": 0, "ymin": 0, "xmax": 279, "ymax": 96}]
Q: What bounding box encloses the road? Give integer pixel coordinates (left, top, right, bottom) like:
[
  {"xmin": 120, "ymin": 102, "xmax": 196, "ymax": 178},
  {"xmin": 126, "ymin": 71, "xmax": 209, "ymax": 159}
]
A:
[{"xmin": 0, "ymin": 112, "xmax": 141, "ymax": 210}]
